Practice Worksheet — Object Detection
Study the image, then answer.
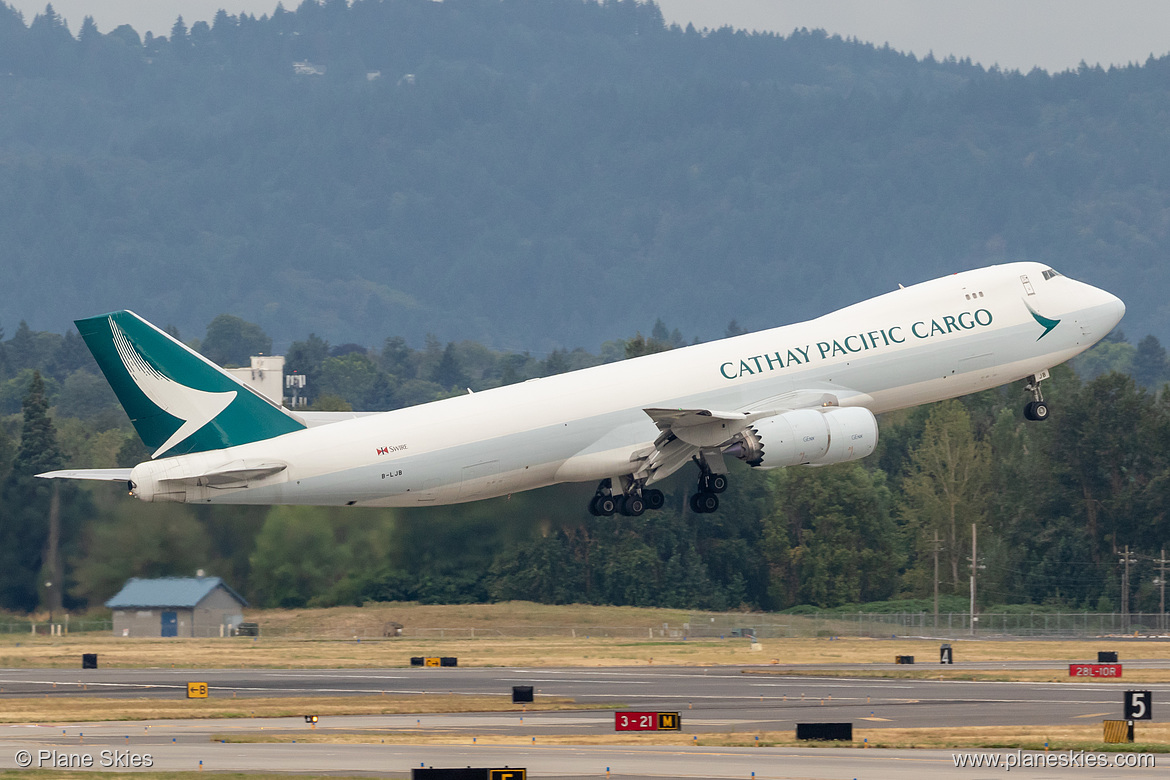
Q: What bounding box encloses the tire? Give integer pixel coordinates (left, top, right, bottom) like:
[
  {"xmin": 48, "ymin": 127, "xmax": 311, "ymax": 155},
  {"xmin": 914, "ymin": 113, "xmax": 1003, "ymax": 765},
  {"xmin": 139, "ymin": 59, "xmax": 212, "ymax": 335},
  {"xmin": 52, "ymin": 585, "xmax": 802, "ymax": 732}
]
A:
[
  {"xmin": 644, "ymin": 488, "xmax": 666, "ymax": 510},
  {"xmin": 696, "ymin": 492, "xmax": 719, "ymax": 513},
  {"xmin": 588, "ymin": 496, "xmax": 601, "ymax": 516},
  {"xmin": 1032, "ymin": 401, "xmax": 1050, "ymax": 421},
  {"xmin": 622, "ymin": 495, "xmax": 646, "ymax": 517},
  {"xmin": 596, "ymin": 495, "xmax": 617, "ymax": 516},
  {"xmin": 689, "ymin": 493, "xmax": 703, "ymax": 513},
  {"xmin": 708, "ymin": 474, "xmax": 728, "ymax": 493}
]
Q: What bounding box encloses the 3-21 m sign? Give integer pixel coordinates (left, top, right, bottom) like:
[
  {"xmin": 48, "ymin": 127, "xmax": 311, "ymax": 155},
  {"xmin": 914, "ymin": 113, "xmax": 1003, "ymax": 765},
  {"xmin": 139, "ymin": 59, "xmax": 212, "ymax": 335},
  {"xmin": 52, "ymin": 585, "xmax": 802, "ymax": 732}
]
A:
[{"xmin": 615, "ymin": 712, "xmax": 681, "ymax": 731}]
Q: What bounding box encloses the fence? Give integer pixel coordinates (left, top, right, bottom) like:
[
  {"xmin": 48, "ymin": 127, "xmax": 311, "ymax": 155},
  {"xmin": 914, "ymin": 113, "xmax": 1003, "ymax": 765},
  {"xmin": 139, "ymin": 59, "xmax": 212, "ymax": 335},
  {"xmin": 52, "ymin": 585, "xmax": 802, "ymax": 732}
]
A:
[
  {"xmin": 0, "ymin": 620, "xmax": 112, "ymax": 635},
  {"xmin": 250, "ymin": 624, "xmax": 697, "ymax": 639},
  {"xmin": 687, "ymin": 611, "xmax": 1170, "ymax": 639},
  {"xmin": 5, "ymin": 613, "xmax": 1166, "ymax": 640},
  {"xmin": 209, "ymin": 612, "xmax": 1170, "ymax": 640}
]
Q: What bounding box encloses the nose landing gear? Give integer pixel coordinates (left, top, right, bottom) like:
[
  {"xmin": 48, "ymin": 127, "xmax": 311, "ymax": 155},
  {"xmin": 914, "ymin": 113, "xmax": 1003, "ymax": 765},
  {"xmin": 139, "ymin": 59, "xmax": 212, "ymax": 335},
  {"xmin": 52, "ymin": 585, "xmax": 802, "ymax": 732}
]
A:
[{"xmin": 1024, "ymin": 370, "xmax": 1050, "ymax": 421}]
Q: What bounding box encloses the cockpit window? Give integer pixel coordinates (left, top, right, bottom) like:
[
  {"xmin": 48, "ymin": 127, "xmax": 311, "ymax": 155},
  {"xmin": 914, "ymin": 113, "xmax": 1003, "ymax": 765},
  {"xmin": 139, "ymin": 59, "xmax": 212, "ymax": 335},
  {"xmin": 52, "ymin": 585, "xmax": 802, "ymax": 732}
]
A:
[{"xmin": 1042, "ymin": 268, "xmax": 1062, "ymax": 280}]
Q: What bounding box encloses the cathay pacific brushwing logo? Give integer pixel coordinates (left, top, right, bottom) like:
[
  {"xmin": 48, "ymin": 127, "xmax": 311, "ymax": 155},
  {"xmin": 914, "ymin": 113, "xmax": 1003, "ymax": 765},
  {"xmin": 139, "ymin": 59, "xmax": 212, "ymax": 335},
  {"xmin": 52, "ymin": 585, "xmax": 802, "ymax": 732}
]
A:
[
  {"xmin": 1024, "ymin": 301, "xmax": 1061, "ymax": 341},
  {"xmin": 110, "ymin": 317, "xmax": 237, "ymax": 458}
]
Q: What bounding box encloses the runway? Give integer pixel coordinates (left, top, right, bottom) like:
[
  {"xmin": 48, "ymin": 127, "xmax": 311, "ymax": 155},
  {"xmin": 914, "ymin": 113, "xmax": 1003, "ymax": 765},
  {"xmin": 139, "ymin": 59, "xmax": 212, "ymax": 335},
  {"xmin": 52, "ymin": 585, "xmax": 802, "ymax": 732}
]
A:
[
  {"xmin": 1, "ymin": 665, "xmax": 1167, "ymax": 729},
  {"xmin": 0, "ymin": 665, "xmax": 1165, "ymax": 777},
  {"xmin": 0, "ymin": 723, "xmax": 1157, "ymax": 779}
]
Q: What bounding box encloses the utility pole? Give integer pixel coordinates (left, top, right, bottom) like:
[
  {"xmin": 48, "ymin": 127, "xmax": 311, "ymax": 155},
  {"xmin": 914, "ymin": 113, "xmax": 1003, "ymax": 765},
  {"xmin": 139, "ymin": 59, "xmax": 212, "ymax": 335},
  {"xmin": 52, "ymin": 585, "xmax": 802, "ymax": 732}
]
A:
[
  {"xmin": 1155, "ymin": 548, "xmax": 1168, "ymax": 633},
  {"xmin": 46, "ymin": 482, "xmax": 61, "ymax": 623},
  {"xmin": 968, "ymin": 524, "xmax": 986, "ymax": 636},
  {"xmin": 969, "ymin": 524, "xmax": 977, "ymax": 636},
  {"xmin": 1119, "ymin": 545, "xmax": 1137, "ymax": 633},
  {"xmin": 931, "ymin": 528, "xmax": 940, "ymax": 631}
]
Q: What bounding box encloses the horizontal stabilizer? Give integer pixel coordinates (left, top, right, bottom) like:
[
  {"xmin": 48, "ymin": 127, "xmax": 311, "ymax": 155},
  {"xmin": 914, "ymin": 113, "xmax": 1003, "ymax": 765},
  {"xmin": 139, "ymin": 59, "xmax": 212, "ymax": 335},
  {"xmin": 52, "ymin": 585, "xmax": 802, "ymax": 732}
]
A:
[
  {"xmin": 296, "ymin": 410, "xmax": 381, "ymax": 427},
  {"xmin": 37, "ymin": 468, "xmax": 133, "ymax": 482},
  {"xmin": 158, "ymin": 461, "xmax": 288, "ymax": 488}
]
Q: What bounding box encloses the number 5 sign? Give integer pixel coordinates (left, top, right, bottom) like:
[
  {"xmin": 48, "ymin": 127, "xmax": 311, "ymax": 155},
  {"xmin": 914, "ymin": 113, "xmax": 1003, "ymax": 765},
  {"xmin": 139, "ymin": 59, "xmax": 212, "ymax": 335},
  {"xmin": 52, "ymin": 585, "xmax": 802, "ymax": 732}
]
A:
[{"xmin": 1124, "ymin": 690, "xmax": 1152, "ymax": 720}]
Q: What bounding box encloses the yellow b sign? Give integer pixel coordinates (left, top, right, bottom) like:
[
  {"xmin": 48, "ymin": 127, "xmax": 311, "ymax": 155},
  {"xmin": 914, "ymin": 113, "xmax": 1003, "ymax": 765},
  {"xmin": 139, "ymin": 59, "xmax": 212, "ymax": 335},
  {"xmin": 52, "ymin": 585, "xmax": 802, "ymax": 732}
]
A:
[
  {"xmin": 489, "ymin": 770, "xmax": 526, "ymax": 780},
  {"xmin": 424, "ymin": 657, "xmax": 440, "ymax": 667},
  {"xmin": 187, "ymin": 682, "xmax": 208, "ymax": 699}
]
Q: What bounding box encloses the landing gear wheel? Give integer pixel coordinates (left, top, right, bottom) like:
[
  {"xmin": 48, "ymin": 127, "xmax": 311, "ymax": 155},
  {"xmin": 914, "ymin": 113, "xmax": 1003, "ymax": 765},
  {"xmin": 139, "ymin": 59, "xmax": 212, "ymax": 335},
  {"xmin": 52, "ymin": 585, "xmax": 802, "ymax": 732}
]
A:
[
  {"xmin": 1023, "ymin": 371, "xmax": 1049, "ymax": 422},
  {"xmin": 619, "ymin": 494, "xmax": 646, "ymax": 517},
  {"xmin": 643, "ymin": 488, "xmax": 666, "ymax": 510},
  {"xmin": 701, "ymin": 473, "xmax": 728, "ymax": 494},
  {"xmin": 1024, "ymin": 400, "xmax": 1050, "ymax": 422},
  {"xmin": 690, "ymin": 492, "xmax": 719, "ymax": 514},
  {"xmin": 592, "ymin": 495, "xmax": 617, "ymax": 516}
]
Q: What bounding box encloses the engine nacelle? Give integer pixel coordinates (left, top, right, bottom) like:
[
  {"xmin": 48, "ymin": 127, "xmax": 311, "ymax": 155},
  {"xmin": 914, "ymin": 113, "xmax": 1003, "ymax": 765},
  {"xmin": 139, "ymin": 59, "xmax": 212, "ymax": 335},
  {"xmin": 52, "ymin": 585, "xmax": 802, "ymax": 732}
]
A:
[{"xmin": 728, "ymin": 406, "xmax": 878, "ymax": 469}]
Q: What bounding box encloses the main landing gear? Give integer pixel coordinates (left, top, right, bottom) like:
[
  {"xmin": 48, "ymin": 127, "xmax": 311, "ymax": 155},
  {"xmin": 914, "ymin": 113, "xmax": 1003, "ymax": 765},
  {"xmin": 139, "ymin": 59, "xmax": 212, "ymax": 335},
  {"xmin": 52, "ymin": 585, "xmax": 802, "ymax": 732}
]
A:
[
  {"xmin": 689, "ymin": 461, "xmax": 727, "ymax": 514},
  {"xmin": 588, "ymin": 478, "xmax": 665, "ymax": 517},
  {"xmin": 1023, "ymin": 370, "xmax": 1051, "ymax": 422}
]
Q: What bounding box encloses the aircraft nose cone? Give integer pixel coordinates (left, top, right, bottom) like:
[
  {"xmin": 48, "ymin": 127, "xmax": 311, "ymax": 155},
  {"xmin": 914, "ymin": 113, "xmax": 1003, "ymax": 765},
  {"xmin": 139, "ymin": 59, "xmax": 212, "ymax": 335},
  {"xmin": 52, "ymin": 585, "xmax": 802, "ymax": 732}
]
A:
[{"xmin": 1103, "ymin": 291, "xmax": 1125, "ymax": 331}]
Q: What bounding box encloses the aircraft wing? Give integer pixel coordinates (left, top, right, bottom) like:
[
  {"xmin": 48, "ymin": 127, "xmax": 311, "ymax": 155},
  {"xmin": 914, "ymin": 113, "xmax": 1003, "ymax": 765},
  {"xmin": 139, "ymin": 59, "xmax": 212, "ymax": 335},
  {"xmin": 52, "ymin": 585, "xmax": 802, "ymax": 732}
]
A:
[
  {"xmin": 637, "ymin": 391, "xmax": 857, "ymax": 484},
  {"xmin": 644, "ymin": 408, "xmax": 772, "ymax": 447},
  {"xmin": 37, "ymin": 468, "xmax": 134, "ymax": 482}
]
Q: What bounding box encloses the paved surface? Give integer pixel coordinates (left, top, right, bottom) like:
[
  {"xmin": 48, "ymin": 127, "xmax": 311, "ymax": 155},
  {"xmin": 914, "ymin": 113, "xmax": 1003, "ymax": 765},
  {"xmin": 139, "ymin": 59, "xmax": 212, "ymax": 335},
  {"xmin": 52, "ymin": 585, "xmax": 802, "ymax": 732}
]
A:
[
  {"xmin": 0, "ymin": 665, "xmax": 1166, "ymax": 777},
  {"xmin": 0, "ymin": 732, "xmax": 1158, "ymax": 778},
  {"xmin": 2, "ymin": 665, "xmax": 1168, "ymax": 729}
]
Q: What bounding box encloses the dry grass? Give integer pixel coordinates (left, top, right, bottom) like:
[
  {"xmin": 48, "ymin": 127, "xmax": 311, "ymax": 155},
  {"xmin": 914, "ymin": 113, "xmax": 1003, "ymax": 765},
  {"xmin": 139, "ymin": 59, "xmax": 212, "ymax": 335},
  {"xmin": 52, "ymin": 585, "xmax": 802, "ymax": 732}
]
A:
[
  {"xmin": 0, "ymin": 635, "xmax": 768, "ymax": 669},
  {"xmin": 5, "ymin": 603, "xmax": 1170, "ymax": 673},
  {"xmin": 2, "ymin": 633, "xmax": 1168, "ymax": 671},
  {"xmin": 0, "ymin": 694, "xmax": 590, "ymax": 724},
  {"xmin": 0, "ymin": 774, "xmax": 380, "ymax": 780},
  {"xmin": 250, "ymin": 601, "xmax": 695, "ymax": 635},
  {"xmin": 745, "ymin": 667, "xmax": 1170, "ymax": 683},
  {"xmin": 211, "ymin": 723, "xmax": 1170, "ymax": 751}
]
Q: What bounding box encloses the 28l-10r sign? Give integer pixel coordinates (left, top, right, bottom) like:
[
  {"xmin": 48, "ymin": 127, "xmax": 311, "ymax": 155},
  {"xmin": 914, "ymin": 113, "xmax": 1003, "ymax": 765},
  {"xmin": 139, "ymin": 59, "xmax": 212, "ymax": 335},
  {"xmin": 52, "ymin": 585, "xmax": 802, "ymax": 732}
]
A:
[
  {"xmin": 615, "ymin": 712, "xmax": 681, "ymax": 731},
  {"xmin": 1069, "ymin": 663, "xmax": 1122, "ymax": 678}
]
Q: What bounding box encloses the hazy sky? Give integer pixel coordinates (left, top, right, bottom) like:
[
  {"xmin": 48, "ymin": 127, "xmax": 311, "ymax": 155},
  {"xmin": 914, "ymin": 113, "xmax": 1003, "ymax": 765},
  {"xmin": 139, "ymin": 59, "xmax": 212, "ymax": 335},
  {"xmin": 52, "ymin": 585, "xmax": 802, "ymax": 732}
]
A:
[{"xmin": 9, "ymin": 0, "xmax": 1170, "ymax": 73}]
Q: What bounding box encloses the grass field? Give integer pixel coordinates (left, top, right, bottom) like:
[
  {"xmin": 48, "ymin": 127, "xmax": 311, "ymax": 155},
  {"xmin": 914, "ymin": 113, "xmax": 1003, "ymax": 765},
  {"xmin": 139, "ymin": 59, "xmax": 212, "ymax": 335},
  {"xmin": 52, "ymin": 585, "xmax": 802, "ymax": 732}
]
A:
[
  {"xmin": 0, "ymin": 695, "xmax": 590, "ymax": 724},
  {"xmin": 2, "ymin": 632, "xmax": 1169, "ymax": 672},
  {"xmin": 211, "ymin": 722, "xmax": 1170, "ymax": 752},
  {"xmin": 0, "ymin": 774, "xmax": 381, "ymax": 780}
]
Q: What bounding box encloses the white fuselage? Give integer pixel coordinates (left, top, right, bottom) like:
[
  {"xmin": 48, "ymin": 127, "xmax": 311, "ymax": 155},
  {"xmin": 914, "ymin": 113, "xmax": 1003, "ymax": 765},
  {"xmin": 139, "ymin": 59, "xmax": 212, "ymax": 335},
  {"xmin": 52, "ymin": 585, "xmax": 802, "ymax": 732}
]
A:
[{"xmin": 128, "ymin": 262, "xmax": 1124, "ymax": 506}]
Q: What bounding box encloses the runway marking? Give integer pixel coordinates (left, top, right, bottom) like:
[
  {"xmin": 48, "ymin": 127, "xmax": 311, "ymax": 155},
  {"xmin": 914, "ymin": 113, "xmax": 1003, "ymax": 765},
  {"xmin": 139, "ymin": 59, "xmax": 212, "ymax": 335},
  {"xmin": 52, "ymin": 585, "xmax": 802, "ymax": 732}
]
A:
[
  {"xmin": 748, "ymin": 682, "xmax": 916, "ymax": 689},
  {"xmin": 860, "ymin": 716, "xmax": 893, "ymax": 721},
  {"xmin": 503, "ymin": 678, "xmax": 653, "ymax": 684},
  {"xmin": 1072, "ymin": 711, "xmax": 1115, "ymax": 718}
]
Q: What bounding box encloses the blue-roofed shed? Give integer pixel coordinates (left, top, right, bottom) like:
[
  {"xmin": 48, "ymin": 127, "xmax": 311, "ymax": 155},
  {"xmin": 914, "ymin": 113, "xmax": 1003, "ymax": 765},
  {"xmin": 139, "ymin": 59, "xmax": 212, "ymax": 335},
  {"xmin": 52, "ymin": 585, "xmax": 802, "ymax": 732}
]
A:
[{"xmin": 106, "ymin": 577, "xmax": 247, "ymax": 638}]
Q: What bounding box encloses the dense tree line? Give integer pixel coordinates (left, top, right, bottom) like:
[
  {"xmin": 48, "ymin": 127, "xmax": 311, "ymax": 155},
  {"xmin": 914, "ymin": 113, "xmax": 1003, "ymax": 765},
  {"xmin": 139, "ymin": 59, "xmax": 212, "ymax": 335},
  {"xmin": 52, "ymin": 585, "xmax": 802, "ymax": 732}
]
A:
[
  {"xmin": 0, "ymin": 0, "xmax": 1168, "ymax": 353},
  {"xmin": 0, "ymin": 314, "xmax": 1168, "ymax": 614}
]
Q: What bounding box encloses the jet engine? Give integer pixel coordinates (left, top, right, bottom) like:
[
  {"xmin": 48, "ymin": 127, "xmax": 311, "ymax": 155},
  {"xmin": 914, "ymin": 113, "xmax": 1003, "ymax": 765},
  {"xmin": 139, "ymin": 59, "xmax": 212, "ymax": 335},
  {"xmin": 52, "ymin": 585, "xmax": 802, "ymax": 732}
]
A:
[{"xmin": 725, "ymin": 406, "xmax": 878, "ymax": 469}]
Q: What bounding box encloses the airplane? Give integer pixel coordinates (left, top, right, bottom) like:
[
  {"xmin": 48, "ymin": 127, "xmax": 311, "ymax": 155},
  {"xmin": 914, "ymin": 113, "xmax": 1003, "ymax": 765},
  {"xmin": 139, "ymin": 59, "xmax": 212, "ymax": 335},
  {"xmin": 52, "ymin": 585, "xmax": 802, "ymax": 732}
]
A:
[{"xmin": 39, "ymin": 262, "xmax": 1124, "ymax": 516}]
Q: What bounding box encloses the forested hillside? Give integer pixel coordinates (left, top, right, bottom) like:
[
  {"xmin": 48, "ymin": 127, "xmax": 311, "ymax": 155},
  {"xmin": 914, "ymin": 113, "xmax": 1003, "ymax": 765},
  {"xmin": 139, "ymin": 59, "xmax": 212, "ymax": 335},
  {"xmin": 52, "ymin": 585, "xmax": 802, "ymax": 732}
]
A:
[
  {"xmin": 0, "ymin": 311, "xmax": 1167, "ymax": 615},
  {"xmin": 0, "ymin": 0, "xmax": 1168, "ymax": 351}
]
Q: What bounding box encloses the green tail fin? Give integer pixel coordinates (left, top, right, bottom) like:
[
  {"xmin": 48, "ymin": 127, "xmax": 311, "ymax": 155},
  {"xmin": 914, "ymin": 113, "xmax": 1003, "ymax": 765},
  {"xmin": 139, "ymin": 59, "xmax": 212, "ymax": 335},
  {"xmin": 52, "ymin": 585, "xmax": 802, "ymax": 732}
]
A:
[{"xmin": 77, "ymin": 311, "xmax": 306, "ymax": 458}]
